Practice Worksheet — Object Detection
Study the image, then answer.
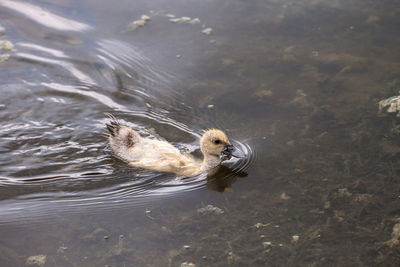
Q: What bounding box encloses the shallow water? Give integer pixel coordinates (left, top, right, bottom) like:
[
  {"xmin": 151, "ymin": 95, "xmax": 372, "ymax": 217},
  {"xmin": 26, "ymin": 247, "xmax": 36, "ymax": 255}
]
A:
[{"xmin": 1, "ymin": 0, "xmax": 400, "ymax": 266}]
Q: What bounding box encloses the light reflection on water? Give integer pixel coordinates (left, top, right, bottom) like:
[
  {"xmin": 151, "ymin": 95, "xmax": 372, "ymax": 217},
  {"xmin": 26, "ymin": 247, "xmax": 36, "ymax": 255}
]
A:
[{"xmin": 0, "ymin": 0, "xmax": 92, "ymax": 32}]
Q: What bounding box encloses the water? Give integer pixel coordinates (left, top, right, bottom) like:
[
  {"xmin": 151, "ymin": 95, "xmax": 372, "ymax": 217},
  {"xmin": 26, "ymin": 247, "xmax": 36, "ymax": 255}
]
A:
[{"xmin": 1, "ymin": 0, "xmax": 400, "ymax": 265}]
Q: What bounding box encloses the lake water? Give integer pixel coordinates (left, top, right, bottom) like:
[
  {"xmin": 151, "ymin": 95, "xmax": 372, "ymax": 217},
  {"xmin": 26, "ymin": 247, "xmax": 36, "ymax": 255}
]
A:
[{"xmin": 1, "ymin": 0, "xmax": 400, "ymax": 266}]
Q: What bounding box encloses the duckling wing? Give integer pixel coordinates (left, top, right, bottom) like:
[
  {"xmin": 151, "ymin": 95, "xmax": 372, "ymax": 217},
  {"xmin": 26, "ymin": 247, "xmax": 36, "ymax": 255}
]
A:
[{"xmin": 128, "ymin": 139, "xmax": 199, "ymax": 175}]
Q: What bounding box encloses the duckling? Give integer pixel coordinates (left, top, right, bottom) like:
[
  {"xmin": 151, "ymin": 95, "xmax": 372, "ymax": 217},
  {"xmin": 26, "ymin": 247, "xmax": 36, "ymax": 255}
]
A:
[{"xmin": 105, "ymin": 115, "xmax": 245, "ymax": 177}]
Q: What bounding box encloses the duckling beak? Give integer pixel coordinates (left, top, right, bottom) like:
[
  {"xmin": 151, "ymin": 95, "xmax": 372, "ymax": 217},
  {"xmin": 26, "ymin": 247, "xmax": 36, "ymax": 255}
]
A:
[{"xmin": 222, "ymin": 144, "xmax": 246, "ymax": 158}]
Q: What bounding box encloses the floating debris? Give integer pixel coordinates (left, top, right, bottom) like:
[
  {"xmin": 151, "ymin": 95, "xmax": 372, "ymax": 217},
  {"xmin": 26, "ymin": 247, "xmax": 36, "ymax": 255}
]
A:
[
  {"xmin": 337, "ymin": 188, "xmax": 352, "ymax": 197},
  {"xmin": 169, "ymin": 18, "xmax": 182, "ymax": 23},
  {"xmin": 202, "ymin": 28, "xmax": 213, "ymax": 35},
  {"xmin": 169, "ymin": 16, "xmax": 191, "ymax": 23},
  {"xmin": 311, "ymin": 50, "xmax": 319, "ymax": 57},
  {"xmin": 0, "ymin": 40, "xmax": 13, "ymax": 51},
  {"xmin": 176, "ymin": 54, "xmax": 181, "ymax": 58},
  {"xmin": 197, "ymin": 204, "xmax": 224, "ymax": 215},
  {"xmin": 286, "ymin": 140, "xmax": 295, "ymax": 146},
  {"xmin": 180, "ymin": 17, "xmax": 191, "ymax": 22},
  {"xmin": 26, "ymin": 255, "xmax": 46, "ymax": 266},
  {"xmin": 262, "ymin": 241, "xmax": 272, "ymax": 247},
  {"xmin": 57, "ymin": 246, "xmax": 68, "ymax": 253},
  {"xmin": 189, "ymin": 18, "xmax": 201, "ymax": 24},
  {"xmin": 254, "ymin": 222, "xmax": 270, "ymax": 229},
  {"xmin": 181, "ymin": 262, "xmax": 196, "ymax": 267},
  {"xmin": 280, "ymin": 192, "xmax": 291, "ymax": 200},
  {"xmin": 127, "ymin": 15, "xmax": 151, "ymax": 30},
  {"xmin": 133, "ymin": 19, "xmax": 146, "ymax": 27},
  {"xmin": 126, "ymin": 13, "xmax": 211, "ymax": 37},
  {"xmin": 141, "ymin": 14, "xmax": 150, "ymax": 21},
  {"xmin": 0, "ymin": 54, "xmax": 10, "ymax": 61},
  {"xmin": 227, "ymin": 251, "xmax": 240, "ymax": 264},
  {"xmin": 292, "ymin": 235, "xmax": 300, "ymax": 242},
  {"xmin": 284, "ymin": 45, "xmax": 295, "ymax": 53}
]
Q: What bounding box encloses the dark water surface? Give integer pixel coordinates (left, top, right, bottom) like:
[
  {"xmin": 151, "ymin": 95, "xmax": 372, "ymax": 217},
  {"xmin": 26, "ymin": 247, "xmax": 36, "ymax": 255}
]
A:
[{"xmin": 1, "ymin": 0, "xmax": 400, "ymax": 266}]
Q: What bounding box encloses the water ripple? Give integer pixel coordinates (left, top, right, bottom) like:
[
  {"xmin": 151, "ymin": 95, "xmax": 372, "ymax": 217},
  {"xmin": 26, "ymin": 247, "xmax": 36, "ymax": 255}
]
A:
[
  {"xmin": 0, "ymin": 17, "xmax": 254, "ymax": 225},
  {"xmin": 0, "ymin": 0, "xmax": 92, "ymax": 32}
]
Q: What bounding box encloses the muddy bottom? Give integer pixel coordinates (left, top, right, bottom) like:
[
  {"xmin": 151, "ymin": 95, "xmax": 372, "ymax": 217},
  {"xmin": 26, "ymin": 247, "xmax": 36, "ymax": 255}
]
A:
[{"xmin": 1, "ymin": 0, "xmax": 400, "ymax": 266}]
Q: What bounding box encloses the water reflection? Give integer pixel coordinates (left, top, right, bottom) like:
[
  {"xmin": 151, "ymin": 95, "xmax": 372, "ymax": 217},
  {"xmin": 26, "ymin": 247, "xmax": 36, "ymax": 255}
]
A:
[
  {"xmin": 0, "ymin": 0, "xmax": 92, "ymax": 32},
  {"xmin": 206, "ymin": 165, "xmax": 248, "ymax": 192}
]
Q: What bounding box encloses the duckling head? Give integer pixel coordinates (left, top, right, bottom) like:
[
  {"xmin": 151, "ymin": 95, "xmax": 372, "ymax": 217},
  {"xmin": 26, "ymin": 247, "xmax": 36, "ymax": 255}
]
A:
[{"xmin": 200, "ymin": 129, "xmax": 245, "ymax": 159}]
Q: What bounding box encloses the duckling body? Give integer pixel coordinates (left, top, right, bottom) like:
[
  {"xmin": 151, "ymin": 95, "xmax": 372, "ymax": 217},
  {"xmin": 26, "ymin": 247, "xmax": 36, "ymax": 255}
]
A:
[{"xmin": 106, "ymin": 116, "xmax": 244, "ymax": 177}]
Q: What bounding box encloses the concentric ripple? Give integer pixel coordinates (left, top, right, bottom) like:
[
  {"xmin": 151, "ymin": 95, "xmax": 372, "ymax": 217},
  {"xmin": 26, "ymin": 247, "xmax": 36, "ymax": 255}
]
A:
[{"xmin": 0, "ymin": 122, "xmax": 253, "ymax": 224}]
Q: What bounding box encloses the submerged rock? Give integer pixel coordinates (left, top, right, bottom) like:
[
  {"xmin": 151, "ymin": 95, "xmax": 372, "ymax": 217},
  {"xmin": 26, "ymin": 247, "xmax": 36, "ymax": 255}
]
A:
[
  {"xmin": 385, "ymin": 221, "xmax": 400, "ymax": 247},
  {"xmin": 252, "ymin": 89, "xmax": 273, "ymax": 99},
  {"xmin": 82, "ymin": 227, "xmax": 107, "ymax": 241},
  {"xmin": 26, "ymin": 255, "xmax": 46, "ymax": 266},
  {"xmin": 379, "ymin": 95, "xmax": 400, "ymax": 117},
  {"xmin": 337, "ymin": 188, "xmax": 352, "ymax": 197},
  {"xmin": 197, "ymin": 204, "xmax": 224, "ymax": 215}
]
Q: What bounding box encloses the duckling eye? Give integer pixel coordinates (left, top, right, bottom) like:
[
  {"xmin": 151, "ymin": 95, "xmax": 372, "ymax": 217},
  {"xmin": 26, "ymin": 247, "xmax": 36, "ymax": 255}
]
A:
[{"xmin": 213, "ymin": 139, "xmax": 221, "ymax": 145}]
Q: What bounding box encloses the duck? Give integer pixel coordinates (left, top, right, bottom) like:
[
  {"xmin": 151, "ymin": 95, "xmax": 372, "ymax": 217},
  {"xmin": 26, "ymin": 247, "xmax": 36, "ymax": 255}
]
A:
[{"xmin": 105, "ymin": 114, "xmax": 245, "ymax": 177}]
